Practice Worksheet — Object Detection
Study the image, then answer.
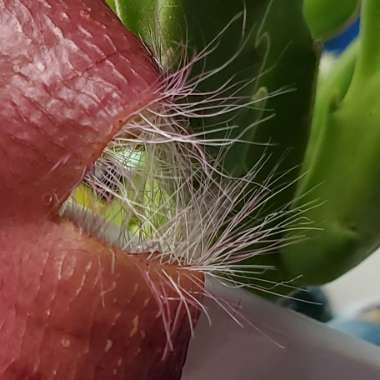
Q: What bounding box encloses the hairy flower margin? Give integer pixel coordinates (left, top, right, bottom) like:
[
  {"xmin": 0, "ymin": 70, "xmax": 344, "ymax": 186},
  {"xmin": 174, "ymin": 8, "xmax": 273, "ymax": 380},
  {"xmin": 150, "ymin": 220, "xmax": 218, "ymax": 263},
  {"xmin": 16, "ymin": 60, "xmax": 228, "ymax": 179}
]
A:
[{"xmin": 61, "ymin": 16, "xmax": 316, "ymax": 345}]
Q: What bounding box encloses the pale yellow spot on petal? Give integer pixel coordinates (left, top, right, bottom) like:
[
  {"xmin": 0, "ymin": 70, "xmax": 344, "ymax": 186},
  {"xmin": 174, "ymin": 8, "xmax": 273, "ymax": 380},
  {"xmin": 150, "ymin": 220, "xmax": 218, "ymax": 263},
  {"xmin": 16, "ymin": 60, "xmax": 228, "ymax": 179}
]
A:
[
  {"xmin": 105, "ymin": 339, "xmax": 113, "ymax": 352},
  {"xmin": 129, "ymin": 316, "xmax": 139, "ymax": 337},
  {"xmin": 143, "ymin": 298, "xmax": 150, "ymax": 307}
]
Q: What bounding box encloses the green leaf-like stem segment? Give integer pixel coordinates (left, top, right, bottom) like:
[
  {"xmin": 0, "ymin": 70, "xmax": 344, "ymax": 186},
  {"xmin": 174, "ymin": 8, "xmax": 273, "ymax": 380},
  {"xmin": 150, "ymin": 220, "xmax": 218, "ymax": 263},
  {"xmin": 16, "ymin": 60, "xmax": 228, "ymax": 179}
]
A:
[{"xmin": 282, "ymin": 0, "xmax": 380, "ymax": 285}]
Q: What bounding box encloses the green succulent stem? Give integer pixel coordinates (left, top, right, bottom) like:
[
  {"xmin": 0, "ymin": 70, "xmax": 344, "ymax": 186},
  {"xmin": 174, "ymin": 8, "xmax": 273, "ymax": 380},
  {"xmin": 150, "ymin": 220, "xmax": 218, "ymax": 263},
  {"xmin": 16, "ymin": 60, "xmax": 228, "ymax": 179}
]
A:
[
  {"xmin": 282, "ymin": 0, "xmax": 380, "ymax": 285},
  {"xmin": 354, "ymin": 0, "xmax": 380, "ymax": 80},
  {"xmin": 296, "ymin": 41, "xmax": 358, "ymax": 197}
]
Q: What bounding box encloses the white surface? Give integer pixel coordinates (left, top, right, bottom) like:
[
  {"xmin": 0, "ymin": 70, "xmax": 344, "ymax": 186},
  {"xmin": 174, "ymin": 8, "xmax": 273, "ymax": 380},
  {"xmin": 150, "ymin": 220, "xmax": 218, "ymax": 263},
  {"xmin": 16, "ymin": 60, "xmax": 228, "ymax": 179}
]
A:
[
  {"xmin": 324, "ymin": 249, "xmax": 380, "ymax": 314},
  {"xmin": 182, "ymin": 280, "xmax": 380, "ymax": 380}
]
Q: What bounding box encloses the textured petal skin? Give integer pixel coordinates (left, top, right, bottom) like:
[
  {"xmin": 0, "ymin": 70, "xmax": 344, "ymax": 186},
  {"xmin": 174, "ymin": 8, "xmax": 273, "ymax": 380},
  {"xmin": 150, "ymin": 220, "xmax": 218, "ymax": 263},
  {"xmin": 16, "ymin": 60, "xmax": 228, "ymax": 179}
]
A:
[
  {"xmin": 0, "ymin": 221, "xmax": 202, "ymax": 380},
  {"xmin": 0, "ymin": 1, "xmax": 203, "ymax": 379},
  {"xmin": 0, "ymin": 0, "xmax": 160, "ymax": 217}
]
